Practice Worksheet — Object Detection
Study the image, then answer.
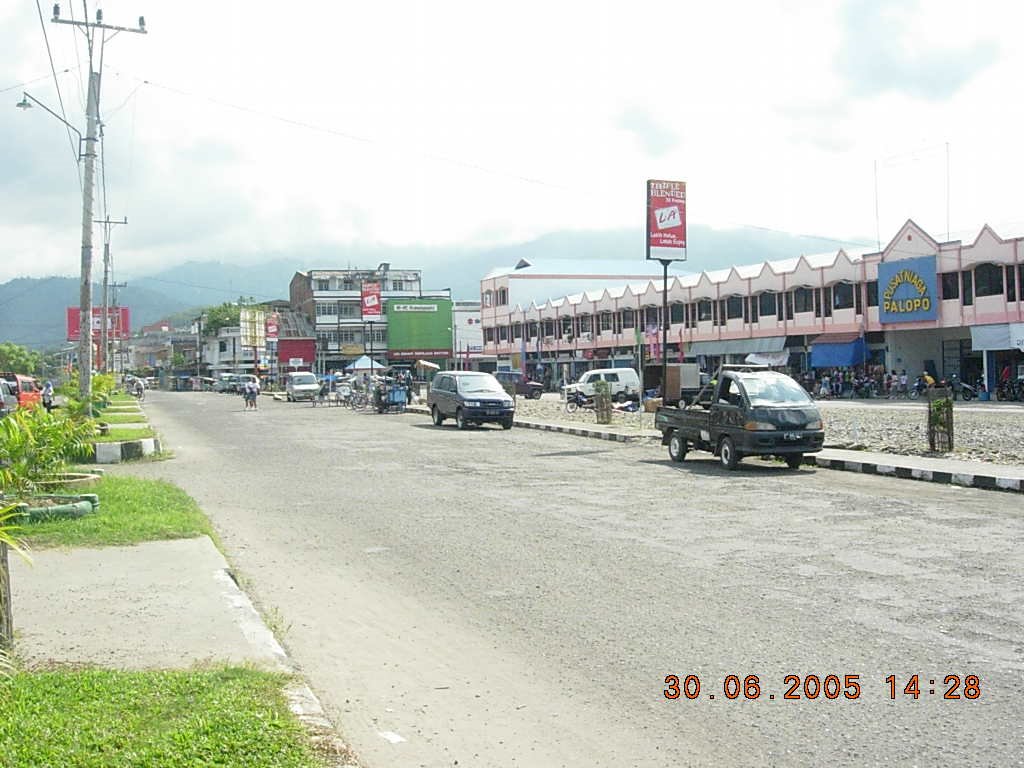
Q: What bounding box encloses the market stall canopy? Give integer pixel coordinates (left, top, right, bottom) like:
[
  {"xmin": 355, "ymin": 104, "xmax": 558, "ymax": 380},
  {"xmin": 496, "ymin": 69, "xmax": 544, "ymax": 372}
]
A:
[
  {"xmin": 809, "ymin": 332, "xmax": 866, "ymax": 368},
  {"xmin": 345, "ymin": 355, "xmax": 387, "ymax": 372},
  {"xmin": 415, "ymin": 359, "xmax": 441, "ymax": 370}
]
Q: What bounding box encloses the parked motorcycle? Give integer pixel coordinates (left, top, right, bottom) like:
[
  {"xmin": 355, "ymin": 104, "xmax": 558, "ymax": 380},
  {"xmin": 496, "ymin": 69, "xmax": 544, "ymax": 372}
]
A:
[{"xmin": 564, "ymin": 389, "xmax": 595, "ymax": 414}]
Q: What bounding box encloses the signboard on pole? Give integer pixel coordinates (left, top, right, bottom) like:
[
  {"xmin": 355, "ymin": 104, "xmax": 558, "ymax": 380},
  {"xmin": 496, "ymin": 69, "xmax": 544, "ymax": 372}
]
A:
[
  {"xmin": 66, "ymin": 307, "xmax": 131, "ymax": 340},
  {"xmin": 265, "ymin": 312, "xmax": 280, "ymax": 340},
  {"xmin": 361, "ymin": 282, "xmax": 382, "ymax": 321},
  {"xmin": 239, "ymin": 308, "xmax": 266, "ymax": 349},
  {"xmin": 385, "ymin": 298, "xmax": 453, "ymax": 358},
  {"xmin": 646, "ymin": 179, "xmax": 687, "ymax": 261}
]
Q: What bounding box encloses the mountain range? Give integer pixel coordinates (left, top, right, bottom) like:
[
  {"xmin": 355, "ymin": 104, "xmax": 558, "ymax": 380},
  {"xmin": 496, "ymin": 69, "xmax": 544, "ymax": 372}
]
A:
[{"xmin": 1, "ymin": 225, "xmax": 867, "ymax": 349}]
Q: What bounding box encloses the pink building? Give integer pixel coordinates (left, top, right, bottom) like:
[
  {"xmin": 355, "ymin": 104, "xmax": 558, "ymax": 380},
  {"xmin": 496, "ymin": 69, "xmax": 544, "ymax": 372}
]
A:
[{"xmin": 480, "ymin": 221, "xmax": 1024, "ymax": 390}]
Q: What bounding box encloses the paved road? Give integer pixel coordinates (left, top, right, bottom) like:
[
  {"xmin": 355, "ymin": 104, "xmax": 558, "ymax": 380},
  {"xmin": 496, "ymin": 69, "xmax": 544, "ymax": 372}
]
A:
[{"xmin": 125, "ymin": 391, "xmax": 1023, "ymax": 767}]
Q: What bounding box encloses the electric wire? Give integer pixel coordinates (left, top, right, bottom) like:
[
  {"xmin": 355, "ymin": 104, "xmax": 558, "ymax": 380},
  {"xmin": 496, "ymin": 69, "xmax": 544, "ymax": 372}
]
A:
[
  {"xmin": 0, "ymin": 69, "xmax": 75, "ymax": 93},
  {"xmin": 35, "ymin": 0, "xmax": 82, "ymax": 190}
]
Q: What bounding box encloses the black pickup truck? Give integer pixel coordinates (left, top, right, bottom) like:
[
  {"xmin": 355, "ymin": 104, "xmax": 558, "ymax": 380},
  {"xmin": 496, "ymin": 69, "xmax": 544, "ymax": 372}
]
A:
[{"xmin": 654, "ymin": 365, "xmax": 825, "ymax": 470}]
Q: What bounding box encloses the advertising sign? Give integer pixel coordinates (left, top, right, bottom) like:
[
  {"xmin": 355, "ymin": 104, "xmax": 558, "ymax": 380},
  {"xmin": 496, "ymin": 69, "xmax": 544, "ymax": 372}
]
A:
[
  {"xmin": 239, "ymin": 308, "xmax": 267, "ymax": 348},
  {"xmin": 265, "ymin": 312, "xmax": 280, "ymax": 340},
  {"xmin": 361, "ymin": 282, "xmax": 382, "ymax": 321},
  {"xmin": 646, "ymin": 179, "xmax": 687, "ymax": 261},
  {"xmin": 386, "ymin": 298, "xmax": 453, "ymax": 358},
  {"xmin": 66, "ymin": 307, "xmax": 131, "ymax": 341},
  {"xmin": 877, "ymin": 255, "xmax": 938, "ymax": 324}
]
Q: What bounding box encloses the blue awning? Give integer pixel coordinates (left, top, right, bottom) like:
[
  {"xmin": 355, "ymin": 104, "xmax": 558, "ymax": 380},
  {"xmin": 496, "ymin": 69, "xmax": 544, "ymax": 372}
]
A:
[{"xmin": 809, "ymin": 334, "xmax": 866, "ymax": 368}]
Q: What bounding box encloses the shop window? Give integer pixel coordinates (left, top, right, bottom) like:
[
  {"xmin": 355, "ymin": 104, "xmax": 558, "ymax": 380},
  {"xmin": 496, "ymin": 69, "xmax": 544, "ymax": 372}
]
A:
[
  {"xmin": 962, "ymin": 270, "xmax": 973, "ymax": 306},
  {"xmin": 866, "ymin": 281, "xmax": 878, "ymax": 307},
  {"xmin": 670, "ymin": 303, "xmax": 684, "ymax": 324},
  {"xmin": 1008, "ymin": 266, "xmax": 1017, "ymax": 302},
  {"xmin": 697, "ymin": 300, "xmax": 712, "ymax": 322},
  {"xmin": 793, "ymin": 287, "xmax": 814, "ymax": 314},
  {"xmin": 974, "ymin": 263, "xmax": 1003, "ymax": 297},
  {"xmin": 726, "ymin": 296, "xmax": 744, "ymax": 319},
  {"xmin": 758, "ymin": 292, "xmax": 776, "ymax": 317},
  {"xmin": 833, "ymin": 282, "xmax": 854, "ymax": 310},
  {"xmin": 940, "ymin": 272, "xmax": 959, "ymax": 300}
]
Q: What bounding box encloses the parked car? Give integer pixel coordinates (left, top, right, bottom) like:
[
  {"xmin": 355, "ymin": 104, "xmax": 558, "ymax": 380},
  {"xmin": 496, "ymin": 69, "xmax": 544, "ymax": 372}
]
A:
[
  {"xmin": 235, "ymin": 374, "xmax": 259, "ymax": 393},
  {"xmin": 214, "ymin": 374, "xmax": 238, "ymax": 393},
  {"xmin": 563, "ymin": 367, "xmax": 641, "ymax": 403},
  {"xmin": 285, "ymin": 371, "xmax": 320, "ymax": 401},
  {"xmin": 0, "ymin": 372, "xmax": 41, "ymax": 409},
  {"xmin": 493, "ymin": 371, "xmax": 544, "ymax": 399},
  {"xmin": 428, "ymin": 371, "xmax": 515, "ymax": 429},
  {"xmin": 0, "ymin": 379, "xmax": 18, "ymax": 418}
]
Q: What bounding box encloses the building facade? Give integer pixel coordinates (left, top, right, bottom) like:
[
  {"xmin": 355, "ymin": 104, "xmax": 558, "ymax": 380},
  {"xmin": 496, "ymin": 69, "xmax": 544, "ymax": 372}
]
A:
[
  {"xmin": 290, "ymin": 264, "xmax": 450, "ymax": 374},
  {"xmin": 481, "ymin": 221, "xmax": 1024, "ymax": 391}
]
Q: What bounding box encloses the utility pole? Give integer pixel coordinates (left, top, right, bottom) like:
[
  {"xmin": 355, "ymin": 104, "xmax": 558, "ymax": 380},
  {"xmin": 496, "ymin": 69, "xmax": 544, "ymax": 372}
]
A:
[
  {"xmin": 96, "ymin": 216, "xmax": 127, "ymax": 374},
  {"xmin": 52, "ymin": 5, "xmax": 146, "ymax": 400}
]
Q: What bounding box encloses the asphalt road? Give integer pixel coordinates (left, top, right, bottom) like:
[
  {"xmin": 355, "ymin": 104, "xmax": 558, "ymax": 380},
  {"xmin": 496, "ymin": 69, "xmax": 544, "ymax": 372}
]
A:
[{"xmin": 126, "ymin": 391, "xmax": 1023, "ymax": 768}]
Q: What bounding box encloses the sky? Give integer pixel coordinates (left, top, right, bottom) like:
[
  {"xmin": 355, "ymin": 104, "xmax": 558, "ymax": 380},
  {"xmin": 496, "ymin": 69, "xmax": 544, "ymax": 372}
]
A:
[{"xmin": 2, "ymin": 0, "xmax": 1023, "ymax": 287}]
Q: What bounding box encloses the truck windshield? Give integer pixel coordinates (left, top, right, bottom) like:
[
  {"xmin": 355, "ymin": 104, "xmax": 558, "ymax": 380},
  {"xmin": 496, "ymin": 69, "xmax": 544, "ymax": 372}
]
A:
[{"xmin": 737, "ymin": 373, "xmax": 812, "ymax": 406}]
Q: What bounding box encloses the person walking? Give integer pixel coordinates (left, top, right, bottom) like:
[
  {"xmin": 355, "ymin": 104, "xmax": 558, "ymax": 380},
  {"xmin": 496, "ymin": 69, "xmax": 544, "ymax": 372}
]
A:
[
  {"xmin": 243, "ymin": 377, "xmax": 260, "ymax": 410},
  {"xmin": 41, "ymin": 380, "xmax": 55, "ymax": 413}
]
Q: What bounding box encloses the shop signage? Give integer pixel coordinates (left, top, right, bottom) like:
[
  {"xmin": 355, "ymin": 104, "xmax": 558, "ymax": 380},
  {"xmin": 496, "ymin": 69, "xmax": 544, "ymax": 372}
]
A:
[
  {"xmin": 877, "ymin": 255, "xmax": 938, "ymax": 324},
  {"xmin": 392, "ymin": 304, "xmax": 437, "ymax": 312}
]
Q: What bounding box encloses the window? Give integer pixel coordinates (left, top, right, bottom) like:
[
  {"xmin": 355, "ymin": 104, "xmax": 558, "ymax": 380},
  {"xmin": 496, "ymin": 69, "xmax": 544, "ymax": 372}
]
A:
[
  {"xmin": 645, "ymin": 307, "xmax": 659, "ymax": 327},
  {"xmin": 339, "ymin": 329, "xmax": 360, "ymax": 343},
  {"xmin": 685, "ymin": 303, "xmax": 697, "ymax": 328},
  {"xmin": 1006, "ymin": 265, "xmax": 1016, "ymax": 302},
  {"xmin": 670, "ymin": 303, "xmax": 684, "ymax": 323},
  {"xmin": 784, "ymin": 292, "xmax": 794, "ymax": 320},
  {"xmin": 750, "ymin": 296, "xmax": 759, "ymax": 323},
  {"xmin": 339, "ymin": 303, "xmax": 358, "ymax": 317},
  {"xmin": 512, "ymin": 323, "xmax": 522, "ymax": 339},
  {"xmin": 758, "ymin": 292, "xmax": 776, "ymax": 317},
  {"xmin": 613, "ymin": 312, "xmax": 622, "ymax": 334},
  {"xmin": 822, "ymin": 286, "xmax": 832, "ymax": 317},
  {"xmin": 316, "ymin": 279, "xmax": 329, "ymax": 291},
  {"xmin": 578, "ymin": 315, "xmax": 592, "ymax": 334},
  {"xmin": 599, "ymin": 312, "xmax": 612, "ymax": 332},
  {"xmin": 604, "ymin": 373, "xmax": 619, "ymax": 383},
  {"xmin": 483, "ymin": 290, "xmax": 493, "ymax": 307},
  {"xmin": 793, "ymin": 287, "xmax": 814, "ymax": 314},
  {"xmin": 716, "ymin": 299, "xmax": 727, "ymax": 326},
  {"xmin": 940, "ymin": 272, "xmax": 959, "ymax": 300},
  {"xmin": 974, "ymin": 263, "xmax": 1003, "ymax": 297},
  {"xmin": 866, "ymin": 281, "xmax": 878, "ymax": 306},
  {"xmin": 814, "ymin": 288, "xmax": 821, "ymax": 318},
  {"xmin": 726, "ymin": 296, "xmax": 744, "ymax": 319},
  {"xmin": 219, "ymin": 340, "xmax": 227, "ymax": 353},
  {"xmin": 543, "ymin": 319, "xmax": 555, "ymax": 337},
  {"xmin": 391, "ymin": 280, "xmax": 404, "ymax": 291},
  {"xmin": 621, "ymin": 309, "xmax": 635, "ymax": 329},
  {"xmin": 342, "ymin": 280, "xmax": 354, "ymax": 291},
  {"xmin": 833, "ymin": 282, "xmax": 854, "ymax": 310},
  {"xmin": 561, "ymin": 317, "xmax": 573, "ymax": 336},
  {"xmin": 315, "ymin": 301, "xmax": 337, "ymax": 317},
  {"xmin": 484, "ymin": 327, "xmax": 495, "ymax": 343},
  {"xmin": 962, "ymin": 270, "xmax": 973, "ymax": 306},
  {"xmin": 697, "ymin": 300, "xmax": 712, "ymax": 322},
  {"xmin": 497, "ymin": 288, "xmax": 508, "ymax": 305},
  {"xmin": 855, "ymin": 282, "xmax": 863, "ymax": 315},
  {"xmin": 743, "ymin": 297, "xmax": 750, "ymax": 324},
  {"xmin": 498, "ymin": 326, "xmax": 508, "ymax": 342},
  {"xmin": 527, "ymin": 321, "xmax": 538, "ymax": 338}
]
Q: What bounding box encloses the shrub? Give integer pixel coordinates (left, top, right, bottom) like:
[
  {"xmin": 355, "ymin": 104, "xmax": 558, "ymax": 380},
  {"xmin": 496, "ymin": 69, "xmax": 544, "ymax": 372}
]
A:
[{"xmin": 0, "ymin": 408, "xmax": 96, "ymax": 502}]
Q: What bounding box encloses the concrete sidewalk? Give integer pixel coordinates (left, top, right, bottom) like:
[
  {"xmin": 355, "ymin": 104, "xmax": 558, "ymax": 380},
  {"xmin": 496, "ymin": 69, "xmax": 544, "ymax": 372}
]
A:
[{"xmin": 407, "ymin": 404, "xmax": 1024, "ymax": 493}]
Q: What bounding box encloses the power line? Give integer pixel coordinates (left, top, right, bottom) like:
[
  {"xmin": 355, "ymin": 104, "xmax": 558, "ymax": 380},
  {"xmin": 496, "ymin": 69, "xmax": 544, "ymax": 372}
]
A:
[
  {"xmin": 0, "ymin": 69, "xmax": 75, "ymax": 93},
  {"xmin": 35, "ymin": 0, "xmax": 82, "ymax": 190}
]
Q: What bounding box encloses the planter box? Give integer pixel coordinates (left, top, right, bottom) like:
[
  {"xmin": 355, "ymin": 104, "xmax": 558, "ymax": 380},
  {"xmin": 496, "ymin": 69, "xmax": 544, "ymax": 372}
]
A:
[{"xmin": 16, "ymin": 493, "xmax": 100, "ymax": 523}]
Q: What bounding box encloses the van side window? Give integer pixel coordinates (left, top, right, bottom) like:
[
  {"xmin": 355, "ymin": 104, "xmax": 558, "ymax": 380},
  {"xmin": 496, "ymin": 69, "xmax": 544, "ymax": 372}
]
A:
[{"xmin": 604, "ymin": 373, "xmax": 619, "ymax": 382}]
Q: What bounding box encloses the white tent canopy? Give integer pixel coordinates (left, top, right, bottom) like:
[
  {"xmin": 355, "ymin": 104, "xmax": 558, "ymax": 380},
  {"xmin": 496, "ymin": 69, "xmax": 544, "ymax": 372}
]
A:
[
  {"xmin": 345, "ymin": 355, "xmax": 387, "ymax": 372},
  {"xmin": 415, "ymin": 359, "xmax": 441, "ymax": 370}
]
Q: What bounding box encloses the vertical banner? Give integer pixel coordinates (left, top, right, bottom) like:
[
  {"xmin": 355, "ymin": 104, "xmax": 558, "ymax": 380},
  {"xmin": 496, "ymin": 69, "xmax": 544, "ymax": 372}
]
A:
[
  {"xmin": 361, "ymin": 282, "xmax": 382, "ymax": 321},
  {"xmin": 646, "ymin": 179, "xmax": 687, "ymax": 261},
  {"xmin": 265, "ymin": 312, "xmax": 280, "ymax": 340}
]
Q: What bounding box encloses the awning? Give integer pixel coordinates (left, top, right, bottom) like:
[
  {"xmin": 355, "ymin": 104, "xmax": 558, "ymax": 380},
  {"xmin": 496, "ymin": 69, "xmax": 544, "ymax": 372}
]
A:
[
  {"xmin": 970, "ymin": 323, "xmax": 1024, "ymax": 352},
  {"xmin": 688, "ymin": 336, "xmax": 786, "ymax": 356},
  {"xmin": 809, "ymin": 333, "xmax": 866, "ymax": 368},
  {"xmin": 745, "ymin": 351, "xmax": 790, "ymax": 366},
  {"xmin": 415, "ymin": 359, "xmax": 441, "ymax": 370}
]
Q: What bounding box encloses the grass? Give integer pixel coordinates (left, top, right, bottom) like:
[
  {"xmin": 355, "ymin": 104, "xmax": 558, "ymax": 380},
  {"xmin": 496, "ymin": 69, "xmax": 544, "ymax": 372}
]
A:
[
  {"xmin": 98, "ymin": 413, "xmax": 147, "ymax": 424},
  {"xmin": 22, "ymin": 475, "xmax": 213, "ymax": 548},
  {"xmin": 93, "ymin": 426, "xmax": 157, "ymax": 443},
  {"xmin": 0, "ymin": 666, "xmax": 324, "ymax": 767},
  {"xmin": 108, "ymin": 393, "xmax": 136, "ymax": 403}
]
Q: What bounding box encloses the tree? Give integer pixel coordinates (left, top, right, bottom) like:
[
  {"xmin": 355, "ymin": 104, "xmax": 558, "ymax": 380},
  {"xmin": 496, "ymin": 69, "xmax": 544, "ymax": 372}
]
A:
[
  {"xmin": 201, "ymin": 303, "xmax": 241, "ymax": 336},
  {"xmin": 0, "ymin": 342, "xmax": 42, "ymax": 375}
]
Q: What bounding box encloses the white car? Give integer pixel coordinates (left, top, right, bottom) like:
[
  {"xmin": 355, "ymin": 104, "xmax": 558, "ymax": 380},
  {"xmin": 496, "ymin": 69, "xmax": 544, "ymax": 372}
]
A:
[{"xmin": 285, "ymin": 371, "xmax": 320, "ymax": 401}]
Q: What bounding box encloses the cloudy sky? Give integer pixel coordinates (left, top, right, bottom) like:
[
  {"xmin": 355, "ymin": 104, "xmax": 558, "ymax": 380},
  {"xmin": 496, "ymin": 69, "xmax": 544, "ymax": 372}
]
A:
[{"xmin": 2, "ymin": 0, "xmax": 1022, "ymax": 285}]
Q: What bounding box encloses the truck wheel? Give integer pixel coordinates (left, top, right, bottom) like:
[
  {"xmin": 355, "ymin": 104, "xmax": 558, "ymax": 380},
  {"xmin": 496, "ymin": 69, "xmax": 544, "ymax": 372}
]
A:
[
  {"xmin": 718, "ymin": 436, "xmax": 740, "ymax": 470},
  {"xmin": 668, "ymin": 431, "xmax": 687, "ymax": 462},
  {"xmin": 431, "ymin": 406, "xmax": 444, "ymax": 426},
  {"xmin": 785, "ymin": 453, "xmax": 803, "ymax": 469}
]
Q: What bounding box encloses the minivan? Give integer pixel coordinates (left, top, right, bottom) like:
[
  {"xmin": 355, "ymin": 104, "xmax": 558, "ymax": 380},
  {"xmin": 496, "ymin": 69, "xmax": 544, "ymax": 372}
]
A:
[
  {"xmin": 286, "ymin": 371, "xmax": 320, "ymax": 401},
  {"xmin": 428, "ymin": 371, "xmax": 515, "ymax": 429},
  {"xmin": 563, "ymin": 367, "xmax": 641, "ymax": 402}
]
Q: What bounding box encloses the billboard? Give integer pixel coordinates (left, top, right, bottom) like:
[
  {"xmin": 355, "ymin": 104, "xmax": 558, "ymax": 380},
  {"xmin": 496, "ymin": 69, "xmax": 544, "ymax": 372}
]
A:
[
  {"xmin": 265, "ymin": 312, "xmax": 280, "ymax": 340},
  {"xmin": 646, "ymin": 179, "xmax": 687, "ymax": 261},
  {"xmin": 66, "ymin": 307, "xmax": 131, "ymax": 341},
  {"xmin": 386, "ymin": 298, "xmax": 453, "ymax": 358},
  {"xmin": 361, "ymin": 282, "xmax": 382, "ymax": 321},
  {"xmin": 877, "ymin": 255, "xmax": 938, "ymax": 324},
  {"xmin": 239, "ymin": 308, "xmax": 266, "ymax": 348}
]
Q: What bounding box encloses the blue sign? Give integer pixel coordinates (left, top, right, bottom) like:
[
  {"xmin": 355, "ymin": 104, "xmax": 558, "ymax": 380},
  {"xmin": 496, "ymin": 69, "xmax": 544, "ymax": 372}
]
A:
[{"xmin": 877, "ymin": 255, "xmax": 938, "ymax": 324}]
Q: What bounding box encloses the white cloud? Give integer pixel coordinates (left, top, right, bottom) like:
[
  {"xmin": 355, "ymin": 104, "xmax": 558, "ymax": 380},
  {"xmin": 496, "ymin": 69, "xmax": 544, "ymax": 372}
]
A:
[{"xmin": 3, "ymin": 0, "xmax": 1023, "ymax": 285}]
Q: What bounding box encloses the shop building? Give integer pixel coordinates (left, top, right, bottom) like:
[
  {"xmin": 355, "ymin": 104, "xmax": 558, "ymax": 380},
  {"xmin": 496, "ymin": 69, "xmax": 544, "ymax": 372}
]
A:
[{"xmin": 480, "ymin": 221, "xmax": 1024, "ymax": 390}]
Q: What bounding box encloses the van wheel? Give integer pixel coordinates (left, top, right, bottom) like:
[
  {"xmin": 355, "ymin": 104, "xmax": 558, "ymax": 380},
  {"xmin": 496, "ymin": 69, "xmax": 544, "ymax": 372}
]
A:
[
  {"xmin": 668, "ymin": 431, "xmax": 687, "ymax": 462},
  {"xmin": 785, "ymin": 453, "xmax": 803, "ymax": 469},
  {"xmin": 719, "ymin": 436, "xmax": 740, "ymax": 470},
  {"xmin": 431, "ymin": 406, "xmax": 444, "ymax": 426},
  {"xmin": 456, "ymin": 408, "xmax": 468, "ymax": 430}
]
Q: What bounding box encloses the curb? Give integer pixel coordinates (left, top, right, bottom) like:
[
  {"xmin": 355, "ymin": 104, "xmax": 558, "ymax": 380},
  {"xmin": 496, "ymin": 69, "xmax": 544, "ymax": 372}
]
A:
[
  {"xmin": 92, "ymin": 436, "xmax": 162, "ymax": 463},
  {"xmin": 514, "ymin": 419, "xmax": 650, "ymax": 443},
  {"xmin": 804, "ymin": 454, "xmax": 1023, "ymax": 493}
]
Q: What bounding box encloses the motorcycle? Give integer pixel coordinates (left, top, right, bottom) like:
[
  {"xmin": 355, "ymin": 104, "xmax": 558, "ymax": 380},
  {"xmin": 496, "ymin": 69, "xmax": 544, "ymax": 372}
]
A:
[{"xmin": 564, "ymin": 388, "xmax": 595, "ymax": 414}]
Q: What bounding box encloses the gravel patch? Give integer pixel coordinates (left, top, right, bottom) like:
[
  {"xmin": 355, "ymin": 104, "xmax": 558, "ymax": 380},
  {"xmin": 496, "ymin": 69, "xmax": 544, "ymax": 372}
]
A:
[{"xmin": 510, "ymin": 395, "xmax": 1024, "ymax": 467}]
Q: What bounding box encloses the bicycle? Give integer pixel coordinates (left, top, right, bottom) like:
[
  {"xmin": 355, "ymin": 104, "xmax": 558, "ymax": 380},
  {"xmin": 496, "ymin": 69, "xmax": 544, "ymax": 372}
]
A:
[{"xmin": 132, "ymin": 385, "xmax": 145, "ymax": 402}]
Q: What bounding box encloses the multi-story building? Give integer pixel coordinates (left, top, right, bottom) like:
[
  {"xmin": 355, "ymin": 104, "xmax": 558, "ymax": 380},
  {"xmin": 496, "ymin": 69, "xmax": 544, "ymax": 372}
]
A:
[
  {"xmin": 201, "ymin": 326, "xmax": 257, "ymax": 378},
  {"xmin": 290, "ymin": 264, "xmax": 450, "ymax": 373},
  {"xmin": 481, "ymin": 220, "xmax": 1024, "ymax": 391},
  {"xmin": 451, "ymin": 300, "xmax": 492, "ymax": 371}
]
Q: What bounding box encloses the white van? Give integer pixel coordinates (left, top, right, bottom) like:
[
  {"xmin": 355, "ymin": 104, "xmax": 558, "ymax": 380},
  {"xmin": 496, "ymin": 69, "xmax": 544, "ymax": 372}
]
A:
[
  {"xmin": 285, "ymin": 371, "xmax": 320, "ymax": 401},
  {"xmin": 564, "ymin": 367, "xmax": 641, "ymax": 402}
]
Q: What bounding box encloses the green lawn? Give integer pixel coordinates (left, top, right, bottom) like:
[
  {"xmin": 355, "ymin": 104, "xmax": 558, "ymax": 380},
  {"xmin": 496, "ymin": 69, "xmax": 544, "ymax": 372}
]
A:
[
  {"xmin": 108, "ymin": 393, "xmax": 136, "ymax": 403},
  {"xmin": 98, "ymin": 413, "xmax": 147, "ymax": 424},
  {"xmin": 22, "ymin": 475, "xmax": 213, "ymax": 548},
  {"xmin": 0, "ymin": 667, "xmax": 324, "ymax": 768},
  {"xmin": 93, "ymin": 426, "xmax": 157, "ymax": 443}
]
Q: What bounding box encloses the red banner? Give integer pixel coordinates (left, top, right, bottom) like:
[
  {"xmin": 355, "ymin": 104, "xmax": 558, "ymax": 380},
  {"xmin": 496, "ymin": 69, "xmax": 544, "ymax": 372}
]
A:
[
  {"xmin": 67, "ymin": 307, "xmax": 131, "ymax": 341},
  {"xmin": 646, "ymin": 179, "xmax": 687, "ymax": 260},
  {"xmin": 265, "ymin": 312, "xmax": 280, "ymax": 340},
  {"xmin": 361, "ymin": 282, "xmax": 382, "ymax": 320}
]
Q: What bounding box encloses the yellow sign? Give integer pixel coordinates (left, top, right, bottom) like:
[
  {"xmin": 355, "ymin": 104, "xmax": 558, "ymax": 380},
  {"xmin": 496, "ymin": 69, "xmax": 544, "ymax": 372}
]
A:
[{"xmin": 341, "ymin": 344, "xmax": 364, "ymax": 356}]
